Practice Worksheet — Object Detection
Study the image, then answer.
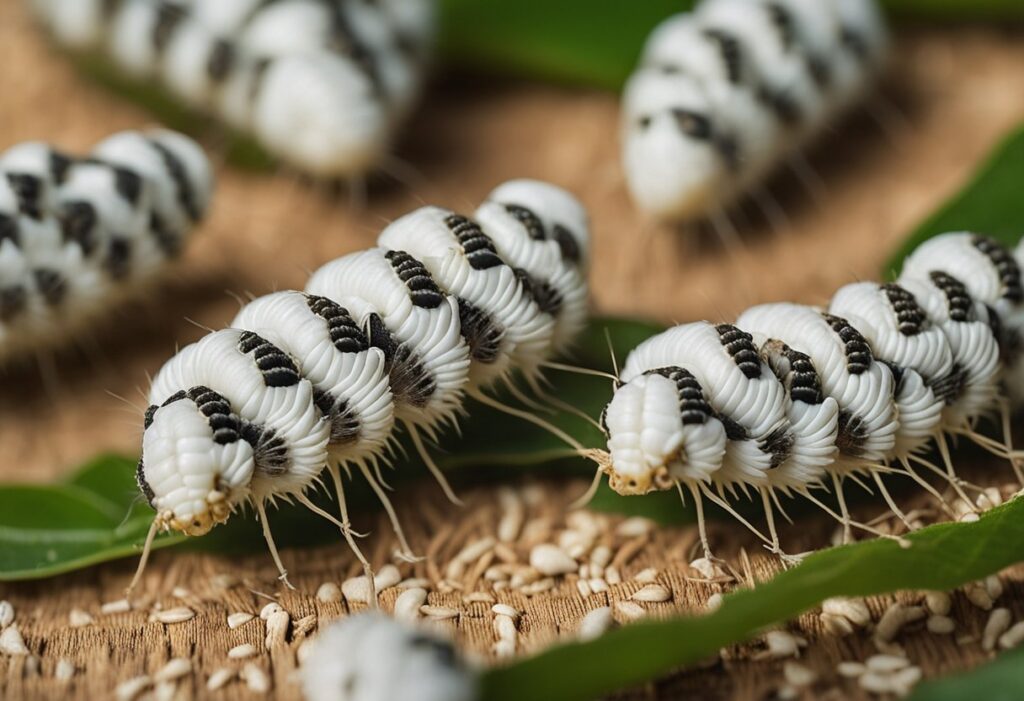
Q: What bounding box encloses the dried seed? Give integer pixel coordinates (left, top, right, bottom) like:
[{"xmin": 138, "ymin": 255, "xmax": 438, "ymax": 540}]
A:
[
  {"xmin": 578, "ymin": 607, "xmax": 614, "ymax": 641},
  {"xmin": 493, "ymin": 543, "xmax": 518, "ymax": 564},
  {"xmin": 615, "ymin": 601, "xmax": 647, "ymax": 621},
  {"xmin": 228, "ymin": 643, "xmax": 258, "ymax": 660},
  {"xmin": 115, "ymin": 676, "xmax": 151, "ymax": 701},
  {"xmin": 24, "ymin": 654, "xmax": 40, "ymax": 676},
  {"xmin": 397, "ymin": 577, "xmax": 432, "ymax": 589},
  {"xmin": 227, "ymin": 612, "xmax": 255, "ymax": 629},
  {"xmin": 0, "ymin": 624, "xmax": 29, "ymax": 655},
  {"xmin": 985, "ymin": 575, "xmax": 1004, "ymax": 601},
  {"xmin": 924, "ymin": 591, "xmax": 952, "ymax": 616},
  {"xmin": 259, "ymin": 602, "xmax": 283, "ymax": 620},
  {"xmin": 0, "ymin": 601, "xmax": 13, "ymax": 628},
  {"xmin": 455, "ymin": 537, "xmax": 496, "ymax": 565},
  {"xmin": 394, "ymin": 588, "xmax": 427, "ymax": 622},
  {"xmin": 210, "ymin": 574, "xmax": 237, "ymax": 590},
  {"xmin": 589, "ymin": 578, "xmax": 609, "ymax": 593},
  {"xmin": 375, "ymin": 564, "xmax": 402, "ymax": 591},
  {"xmin": 463, "ymin": 592, "xmax": 495, "ymax": 604},
  {"xmin": 688, "ymin": 557, "xmax": 725, "ymax": 580},
  {"xmin": 837, "ymin": 661, "xmax": 866, "ymax": 678},
  {"xmin": 342, "ymin": 576, "xmax": 373, "ymax": 603},
  {"xmin": 875, "ymin": 604, "xmax": 925, "ymax": 643},
  {"xmin": 605, "ymin": 566, "xmax": 622, "ymax": 585},
  {"xmin": 820, "ymin": 612, "xmax": 855, "ymax": 637},
  {"xmin": 575, "ymin": 580, "xmax": 592, "ymax": 597},
  {"xmin": 859, "ymin": 672, "xmax": 895, "ymax": 694},
  {"xmin": 421, "ymin": 605, "xmax": 459, "ymax": 620},
  {"xmin": 153, "ymin": 607, "xmax": 194, "ymax": 624},
  {"xmin": 316, "ymin": 582, "xmax": 341, "ymax": 603},
  {"xmin": 822, "ymin": 597, "xmax": 871, "ymax": 627},
  {"xmin": 241, "ymin": 663, "xmax": 270, "ymax": 693},
  {"xmin": 866, "ymin": 654, "xmax": 910, "ymax": 673},
  {"xmin": 927, "ymin": 615, "xmax": 956, "ymax": 634},
  {"xmin": 492, "ymin": 638, "xmax": 516, "ymax": 658},
  {"xmin": 491, "ymin": 604, "xmax": 519, "ymax": 619},
  {"xmin": 611, "ymin": 536, "xmax": 647, "ymax": 569},
  {"xmin": 783, "ymin": 661, "xmax": 817, "ymax": 688},
  {"xmin": 497, "ymin": 488, "xmax": 524, "ymax": 543},
  {"xmin": 171, "ymin": 587, "xmax": 191, "ymax": 600},
  {"xmin": 154, "ymin": 658, "xmax": 191, "ymax": 682},
  {"xmin": 891, "ymin": 666, "xmax": 923, "ymax": 694},
  {"xmin": 494, "ymin": 615, "xmax": 517, "ymax": 641},
  {"xmin": 634, "ymin": 568, "xmax": 659, "ymax": 584},
  {"xmin": 206, "ymin": 668, "xmax": 235, "ymax": 692},
  {"xmin": 964, "ymin": 581, "xmax": 994, "ymax": 610},
  {"xmin": 983, "ymin": 608, "xmax": 1012, "ymax": 651},
  {"xmin": 529, "ymin": 544, "xmax": 577, "ymax": 576},
  {"xmin": 101, "ymin": 599, "xmax": 131, "ymax": 615},
  {"xmin": 998, "ymin": 621, "xmax": 1024, "ymax": 650},
  {"xmin": 521, "ymin": 577, "xmax": 555, "ymax": 596},
  {"xmin": 631, "ymin": 584, "xmax": 671, "ymax": 603},
  {"xmin": 590, "ymin": 545, "xmax": 612, "ymax": 569},
  {"xmin": 265, "ymin": 610, "xmax": 290, "ymax": 648},
  {"xmin": 55, "ymin": 658, "xmax": 75, "ymax": 681},
  {"xmin": 293, "ymin": 614, "xmax": 317, "ymax": 638},
  {"xmin": 759, "ymin": 630, "xmax": 804, "ymax": 659},
  {"xmin": 615, "ymin": 517, "xmax": 653, "ymax": 537},
  {"xmin": 69, "ymin": 609, "xmax": 94, "ymax": 627},
  {"xmin": 706, "ymin": 593, "xmax": 724, "ymax": 612}
]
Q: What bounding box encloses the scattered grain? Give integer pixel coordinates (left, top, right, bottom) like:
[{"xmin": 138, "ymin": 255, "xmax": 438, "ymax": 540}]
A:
[
  {"xmin": 491, "ymin": 604, "xmax": 519, "ymax": 619},
  {"xmin": 575, "ymin": 580, "xmax": 592, "ymax": 597},
  {"xmin": 783, "ymin": 661, "xmax": 816, "ymax": 688},
  {"xmin": 964, "ymin": 582, "xmax": 994, "ymax": 611},
  {"xmin": 69, "ymin": 609, "xmax": 94, "ymax": 627},
  {"xmin": 463, "ymin": 592, "xmax": 495, "ymax": 604},
  {"xmin": 822, "ymin": 597, "xmax": 871, "ymax": 627},
  {"xmin": 494, "ymin": 615, "xmax": 517, "ymax": 641},
  {"xmin": 759, "ymin": 630, "xmax": 805, "ymax": 659},
  {"xmin": 265, "ymin": 610, "xmax": 290, "ymax": 648},
  {"xmin": 982, "ymin": 608, "xmax": 1012, "ymax": 651},
  {"xmin": 153, "ymin": 607, "xmax": 194, "ymax": 624},
  {"xmin": 395, "ymin": 588, "xmax": 427, "ymax": 622},
  {"xmin": 154, "ymin": 658, "xmax": 191, "ymax": 682},
  {"xmin": 0, "ymin": 624, "xmax": 29, "ymax": 655},
  {"xmin": 631, "ymin": 584, "xmax": 671, "ymax": 603},
  {"xmin": 837, "ymin": 661, "xmax": 866, "ymax": 678},
  {"xmin": 206, "ymin": 668, "xmax": 235, "ymax": 692},
  {"xmin": 706, "ymin": 593, "xmax": 724, "ymax": 613},
  {"xmin": 227, "ymin": 612, "xmax": 255, "ymax": 629},
  {"xmin": 924, "ymin": 591, "xmax": 951, "ymax": 616},
  {"xmin": 114, "ymin": 675, "xmax": 151, "ymax": 701},
  {"xmin": 0, "ymin": 601, "xmax": 13, "ymax": 628},
  {"xmin": 316, "ymin": 582, "xmax": 341, "ymax": 603},
  {"xmin": 259, "ymin": 602, "xmax": 283, "ymax": 620},
  {"xmin": 530, "ymin": 544, "xmax": 577, "ymax": 576},
  {"xmin": 866, "ymin": 654, "xmax": 910, "ymax": 673},
  {"xmin": 241, "ymin": 663, "xmax": 270, "ymax": 693},
  {"xmin": 375, "ymin": 564, "xmax": 402, "ymax": 591},
  {"xmin": 605, "ymin": 566, "xmax": 622, "ymax": 585},
  {"xmin": 615, "ymin": 601, "xmax": 647, "ymax": 621},
  {"xmin": 228, "ymin": 643, "xmax": 258, "ymax": 660},
  {"xmin": 985, "ymin": 575, "xmax": 1004, "ymax": 601},
  {"xmin": 578, "ymin": 607, "xmax": 613, "ymax": 641},
  {"xmin": 821, "ymin": 612, "xmax": 855, "ymax": 637},
  {"xmin": 615, "ymin": 517, "xmax": 653, "ymax": 537},
  {"xmin": 875, "ymin": 604, "xmax": 925, "ymax": 643},
  {"xmin": 998, "ymin": 621, "xmax": 1024, "ymax": 650},
  {"xmin": 171, "ymin": 587, "xmax": 191, "ymax": 600},
  {"xmin": 497, "ymin": 489, "xmax": 524, "ymax": 543},
  {"xmin": 421, "ymin": 605, "xmax": 459, "ymax": 620},
  {"xmin": 927, "ymin": 615, "xmax": 956, "ymax": 635},
  {"xmin": 101, "ymin": 599, "xmax": 131, "ymax": 615},
  {"xmin": 634, "ymin": 568, "xmax": 659, "ymax": 584}
]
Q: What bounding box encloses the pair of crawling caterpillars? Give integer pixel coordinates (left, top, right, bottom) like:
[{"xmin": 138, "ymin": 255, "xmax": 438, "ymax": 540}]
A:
[
  {"xmin": 28, "ymin": 0, "xmax": 435, "ymax": 178},
  {"xmin": 134, "ymin": 180, "xmax": 589, "ymax": 587},
  {"xmin": 623, "ymin": 0, "xmax": 887, "ymax": 222},
  {"xmin": 0, "ymin": 129, "xmax": 211, "ymax": 365},
  {"xmin": 598, "ymin": 232, "xmax": 1024, "ymax": 558}
]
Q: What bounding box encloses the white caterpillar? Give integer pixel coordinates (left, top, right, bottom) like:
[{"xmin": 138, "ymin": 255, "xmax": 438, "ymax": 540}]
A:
[
  {"xmin": 28, "ymin": 0, "xmax": 436, "ymax": 178},
  {"xmin": 622, "ymin": 0, "xmax": 887, "ymax": 222},
  {"xmin": 301, "ymin": 613, "xmax": 478, "ymax": 701},
  {"xmin": 596, "ymin": 231, "xmax": 1024, "ymax": 559},
  {"xmin": 0, "ymin": 128, "xmax": 211, "ymax": 365},
  {"xmin": 133, "ymin": 179, "xmax": 590, "ymax": 589}
]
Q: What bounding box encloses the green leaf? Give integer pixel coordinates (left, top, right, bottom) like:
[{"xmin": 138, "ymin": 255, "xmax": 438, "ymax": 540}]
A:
[
  {"xmin": 883, "ymin": 124, "xmax": 1024, "ymax": 277},
  {"xmin": 907, "ymin": 646, "xmax": 1024, "ymax": 701},
  {"xmin": 0, "ymin": 455, "xmax": 185, "ymax": 581},
  {"xmin": 479, "ymin": 495, "xmax": 1024, "ymax": 701}
]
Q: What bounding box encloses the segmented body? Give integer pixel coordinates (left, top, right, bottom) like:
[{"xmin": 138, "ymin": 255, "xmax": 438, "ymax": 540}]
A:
[
  {"xmin": 0, "ymin": 128, "xmax": 210, "ymax": 364},
  {"xmin": 138, "ymin": 179, "xmax": 589, "ymax": 547},
  {"xmin": 600, "ymin": 232, "xmax": 1023, "ymax": 532},
  {"xmin": 28, "ymin": 0, "xmax": 436, "ymax": 178},
  {"xmin": 622, "ymin": 0, "xmax": 887, "ymax": 221}
]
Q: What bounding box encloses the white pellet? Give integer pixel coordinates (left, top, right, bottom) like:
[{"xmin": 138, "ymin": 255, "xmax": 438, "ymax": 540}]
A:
[
  {"xmin": 821, "ymin": 612, "xmax": 855, "ymax": 637},
  {"xmin": 0, "ymin": 624, "xmax": 29, "ymax": 655},
  {"xmin": 0, "ymin": 601, "xmax": 13, "ymax": 628},
  {"xmin": 492, "ymin": 638, "xmax": 516, "ymax": 658},
  {"xmin": 783, "ymin": 661, "xmax": 817, "ymax": 688},
  {"xmin": 228, "ymin": 643, "xmax": 258, "ymax": 660},
  {"xmin": 866, "ymin": 654, "xmax": 910, "ymax": 673},
  {"xmin": 634, "ymin": 568, "xmax": 659, "ymax": 584},
  {"xmin": 985, "ymin": 575, "xmax": 1004, "ymax": 601},
  {"xmin": 706, "ymin": 593, "xmax": 724, "ymax": 613},
  {"xmin": 154, "ymin": 658, "xmax": 191, "ymax": 682},
  {"xmin": 463, "ymin": 592, "xmax": 495, "ymax": 604},
  {"xmin": 875, "ymin": 604, "xmax": 925, "ymax": 642},
  {"xmin": 171, "ymin": 587, "xmax": 191, "ymax": 600},
  {"xmin": 964, "ymin": 582, "xmax": 994, "ymax": 611},
  {"xmin": 998, "ymin": 621, "xmax": 1024, "ymax": 650},
  {"xmin": 924, "ymin": 591, "xmax": 952, "ymax": 616},
  {"xmin": 590, "ymin": 545, "xmax": 612, "ymax": 569},
  {"xmin": 101, "ymin": 599, "xmax": 132, "ymax": 615},
  {"xmin": 206, "ymin": 668, "xmax": 235, "ymax": 691},
  {"xmin": 241, "ymin": 663, "xmax": 270, "ymax": 693},
  {"xmin": 494, "ymin": 615, "xmax": 517, "ymax": 641},
  {"xmin": 420, "ymin": 606, "xmax": 459, "ymax": 620},
  {"xmin": 615, "ymin": 517, "xmax": 653, "ymax": 537},
  {"xmin": 394, "ymin": 588, "xmax": 427, "ymax": 622},
  {"xmin": 316, "ymin": 582, "xmax": 341, "ymax": 603},
  {"xmin": 822, "ymin": 597, "xmax": 871, "ymax": 627},
  {"xmin": 55, "ymin": 658, "xmax": 75, "ymax": 681},
  {"xmin": 259, "ymin": 602, "xmax": 283, "ymax": 620},
  {"xmin": 837, "ymin": 661, "xmax": 866, "ymax": 678},
  {"xmin": 631, "ymin": 585, "xmax": 671, "ymax": 603},
  {"xmin": 983, "ymin": 608, "xmax": 1012, "ymax": 651},
  {"xmin": 575, "ymin": 580, "xmax": 592, "ymax": 597},
  {"xmin": 859, "ymin": 672, "xmax": 896, "ymax": 694},
  {"xmin": 762, "ymin": 630, "xmax": 804, "ymax": 659},
  {"xmin": 589, "ymin": 578, "xmax": 609, "ymax": 594},
  {"xmin": 115, "ymin": 675, "xmax": 151, "ymax": 701},
  {"xmin": 228, "ymin": 612, "xmax": 255, "ymax": 629},
  {"xmin": 497, "ymin": 488, "xmax": 524, "ymax": 543},
  {"xmin": 153, "ymin": 607, "xmax": 195, "ymax": 624},
  {"xmin": 265, "ymin": 610, "xmax": 290, "ymax": 648},
  {"xmin": 374, "ymin": 564, "xmax": 402, "ymax": 591},
  {"xmin": 927, "ymin": 615, "xmax": 956, "ymax": 634},
  {"xmin": 615, "ymin": 601, "xmax": 646, "ymax": 621},
  {"xmin": 529, "ymin": 544, "xmax": 577, "ymax": 576},
  {"xmin": 398, "ymin": 578, "xmax": 432, "ymax": 589},
  {"xmin": 69, "ymin": 609, "xmax": 94, "ymax": 627},
  {"xmin": 491, "ymin": 604, "xmax": 519, "ymax": 619},
  {"xmin": 605, "ymin": 566, "xmax": 622, "ymax": 585},
  {"xmin": 578, "ymin": 607, "xmax": 613, "ymax": 641},
  {"xmin": 689, "ymin": 557, "xmax": 723, "ymax": 580}
]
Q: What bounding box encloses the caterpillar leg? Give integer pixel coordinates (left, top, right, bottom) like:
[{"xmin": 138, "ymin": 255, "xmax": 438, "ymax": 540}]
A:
[
  {"xmin": 759, "ymin": 489, "xmax": 801, "ymax": 567},
  {"xmin": 357, "ymin": 463, "xmax": 420, "ymax": 562},
  {"xmin": 870, "ymin": 471, "xmax": 915, "ymax": 532},
  {"xmin": 796, "ymin": 485, "xmax": 911, "ymax": 546},
  {"xmin": 501, "ymin": 375, "xmax": 557, "ymax": 416},
  {"xmin": 698, "ymin": 482, "xmax": 773, "ymax": 548},
  {"xmin": 125, "ymin": 517, "xmax": 161, "ymax": 598},
  {"xmin": 679, "ymin": 481, "xmax": 714, "ymax": 563},
  {"xmin": 408, "ymin": 424, "xmax": 463, "ymax": 507},
  {"xmin": 570, "ymin": 467, "xmax": 605, "ymax": 510},
  {"xmin": 830, "ymin": 473, "xmax": 854, "ymax": 545},
  {"xmin": 898, "ymin": 458, "xmax": 956, "ymax": 518},
  {"xmin": 468, "ymin": 387, "xmax": 585, "ymax": 453},
  {"xmin": 255, "ymin": 501, "xmax": 295, "ymax": 590},
  {"xmin": 522, "ymin": 372, "xmax": 606, "ymax": 434},
  {"xmin": 996, "ymin": 398, "xmax": 1024, "ymax": 485}
]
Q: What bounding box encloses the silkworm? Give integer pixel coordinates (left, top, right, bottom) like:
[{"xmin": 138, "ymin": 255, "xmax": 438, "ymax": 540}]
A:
[
  {"xmin": 28, "ymin": 0, "xmax": 435, "ymax": 178},
  {"xmin": 300, "ymin": 613, "xmax": 477, "ymax": 701},
  {"xmin": 594, "ymin": 231, "xmax": 1024, "ymax": 559},
  {"xmin": 0, "ymin": 128, "xmax": 211, "ymax": 365},
  {"xmin": 133, "ymin": 179, "xmax": 589, "ymax": 590},
  {"xmin": 622, "ymin": 0, "xmax": 887, "ymax": 222}
]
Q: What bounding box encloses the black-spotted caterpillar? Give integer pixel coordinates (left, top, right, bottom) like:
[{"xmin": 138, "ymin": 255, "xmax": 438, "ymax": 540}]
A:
[
  {"xmin": 133, "ymin": 179, "xmax": 590, "ymax": 590},
  {"xmin": 596, "ymin": 232, "xmax": 1024, "ymax": 560},
  {"xmin": 28, "ymin": 0, "xmax": 435, "ymax": 178},
  {"xmin": 623, "ymin": 0, "xmax": 887, "ymax": 222},
  {"xmin": 0, "ymin": 128, "xmax": 211, "ymax": 365}
]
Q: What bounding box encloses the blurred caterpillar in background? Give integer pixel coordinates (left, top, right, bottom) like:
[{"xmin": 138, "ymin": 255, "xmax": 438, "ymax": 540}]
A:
[
  {"xmin": 594, "ymin": 232, "xmax": 1024, "ymax": 561},
  {"xmin": 131, "ymin": 179, "xmax": 590, "ymax": 592},
  {"xmin": 0, "ymin": 128, "xmax": 211, "ymax": 366},
  {"xmin": 27, "ymin": 0, "xmax": 436, "ymax": 179},
  {"xmin": 622, "ymin": 0, "xmax": 887, "ymax": 223}
]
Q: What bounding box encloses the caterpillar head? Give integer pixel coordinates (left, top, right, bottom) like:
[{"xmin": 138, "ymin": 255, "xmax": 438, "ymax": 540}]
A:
[
  {"xmin": 139, "ymin": 388, "xmax": 255, "ymax": 536},
  {"xmin": 597, "ymin": 372, "xmax": 727, "ymax": 496}
]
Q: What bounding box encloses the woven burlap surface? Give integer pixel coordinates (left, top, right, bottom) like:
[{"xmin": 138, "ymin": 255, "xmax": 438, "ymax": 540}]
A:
[{"xmin": 1, "ymin": 1, "xmax": 1024, "ymax": 698}]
